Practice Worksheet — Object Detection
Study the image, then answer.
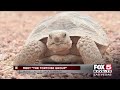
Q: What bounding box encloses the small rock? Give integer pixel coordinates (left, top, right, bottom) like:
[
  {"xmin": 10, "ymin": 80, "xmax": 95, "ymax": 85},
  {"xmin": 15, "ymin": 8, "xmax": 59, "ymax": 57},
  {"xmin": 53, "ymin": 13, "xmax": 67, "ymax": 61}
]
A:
[
  {"xmin": 11, "ymin": 77, "xmax": 17, "ymax": 79},
  {"xmin": 0, "ymin": 53, "xmax": 11, "ymax": 61}
]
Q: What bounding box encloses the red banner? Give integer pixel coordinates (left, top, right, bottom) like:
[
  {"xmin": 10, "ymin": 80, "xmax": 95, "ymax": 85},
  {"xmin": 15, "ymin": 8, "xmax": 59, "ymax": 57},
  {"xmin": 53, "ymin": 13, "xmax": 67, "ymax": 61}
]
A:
[{"xmin": 14, "ymin": 66, "xmax": 80, "ymax": 70}]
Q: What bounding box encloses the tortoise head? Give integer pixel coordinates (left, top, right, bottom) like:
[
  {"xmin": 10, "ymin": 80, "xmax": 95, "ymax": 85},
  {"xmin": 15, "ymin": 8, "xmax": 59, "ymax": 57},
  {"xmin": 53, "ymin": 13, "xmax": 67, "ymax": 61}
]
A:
[{"xmin": 46, "ymin": 30, "xmax": 72, "ymax": 53}]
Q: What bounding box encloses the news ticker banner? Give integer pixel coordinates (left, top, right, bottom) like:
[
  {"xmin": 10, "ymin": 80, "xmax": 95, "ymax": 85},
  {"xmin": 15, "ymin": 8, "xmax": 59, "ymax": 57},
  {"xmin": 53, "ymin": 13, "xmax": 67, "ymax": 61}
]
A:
[
  {"xmin": 13, "ymin": 64, "xmax": 120, "ymax": 78},
  {"xmin": 14, "ymin": 64, "xmax": 93, "ymax": 74}
]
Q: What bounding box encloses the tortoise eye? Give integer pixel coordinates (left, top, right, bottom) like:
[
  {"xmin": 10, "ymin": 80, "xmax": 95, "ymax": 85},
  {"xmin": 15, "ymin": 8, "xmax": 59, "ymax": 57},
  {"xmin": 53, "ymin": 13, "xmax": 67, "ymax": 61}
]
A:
[
  {"xmin": 63, "ymin": 33, "xmax": 66, "ymax": 38},
  {"xmin": 49, "ymin": 34, "xmax": 52, "ymax": 39}
]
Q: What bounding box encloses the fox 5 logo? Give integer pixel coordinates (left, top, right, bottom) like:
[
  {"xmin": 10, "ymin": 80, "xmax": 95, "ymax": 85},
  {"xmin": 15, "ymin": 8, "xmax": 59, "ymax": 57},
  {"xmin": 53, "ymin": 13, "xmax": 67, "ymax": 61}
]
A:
[{"xmin": 93, "ymin": 64, "xmax": 112, "ymax": 70}]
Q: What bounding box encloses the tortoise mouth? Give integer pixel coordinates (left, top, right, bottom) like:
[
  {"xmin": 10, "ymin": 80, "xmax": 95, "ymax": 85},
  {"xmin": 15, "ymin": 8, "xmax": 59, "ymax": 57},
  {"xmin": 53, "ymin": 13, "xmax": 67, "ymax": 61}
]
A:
[
  {"xmin": 47, "ymin": 42, "xmax": 72, "ymax": 53},
  {"xmin": 50, "ymin": 42, "xmax": 67, "ymax": 45}
]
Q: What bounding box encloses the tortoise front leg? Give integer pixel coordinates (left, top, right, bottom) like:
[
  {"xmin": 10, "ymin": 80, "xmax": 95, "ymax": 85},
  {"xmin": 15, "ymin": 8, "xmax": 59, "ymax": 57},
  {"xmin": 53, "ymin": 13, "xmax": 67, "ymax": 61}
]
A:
[
  {"xmin": 13, "ymin": 41, "xmax": 47, "ymax": 66},
  {"xmin": 76, "ymin": 36, "xmax": 105, "ymax": 64}
]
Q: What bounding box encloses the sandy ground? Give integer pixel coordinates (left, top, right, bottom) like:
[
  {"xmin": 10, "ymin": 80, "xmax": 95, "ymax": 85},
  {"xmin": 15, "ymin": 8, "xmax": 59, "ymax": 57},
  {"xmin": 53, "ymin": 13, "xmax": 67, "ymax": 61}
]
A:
[{"xmin": 0, "ymin": 11, "xmax": 120, "ymax": 79}]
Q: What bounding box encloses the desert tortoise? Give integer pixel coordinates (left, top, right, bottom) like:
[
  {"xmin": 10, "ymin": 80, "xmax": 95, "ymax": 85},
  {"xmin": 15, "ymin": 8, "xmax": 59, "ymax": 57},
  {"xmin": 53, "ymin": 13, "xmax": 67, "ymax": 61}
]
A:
[{"xmin": 14, "ymin": 12, "xmax": 110, "ymax": 65}]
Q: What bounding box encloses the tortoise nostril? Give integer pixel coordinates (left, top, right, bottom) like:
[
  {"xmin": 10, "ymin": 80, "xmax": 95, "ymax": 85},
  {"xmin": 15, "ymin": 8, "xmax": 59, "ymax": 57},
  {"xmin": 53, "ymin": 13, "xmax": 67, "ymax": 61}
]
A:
[
  {"xmin": 63, "ymin": 33, "xmax": 66, "ymax": 38},
  {"xmin": 49, "ymin": 34, "xmax": 52, "ymax": 39},
  {"xmin": 54, "ymin": 37, "xmax": 60, "ymax": 42}
]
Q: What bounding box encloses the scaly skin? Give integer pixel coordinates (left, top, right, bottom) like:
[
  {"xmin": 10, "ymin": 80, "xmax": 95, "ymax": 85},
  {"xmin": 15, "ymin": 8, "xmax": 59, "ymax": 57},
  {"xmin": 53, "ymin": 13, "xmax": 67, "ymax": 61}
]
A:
[
  {"xmin": 76, "ymin": 36, "xmax": 105, "ymax": 64},
  {"xmin": 13, "ymin": 41, "xmax": 47, "ymax": 66}
]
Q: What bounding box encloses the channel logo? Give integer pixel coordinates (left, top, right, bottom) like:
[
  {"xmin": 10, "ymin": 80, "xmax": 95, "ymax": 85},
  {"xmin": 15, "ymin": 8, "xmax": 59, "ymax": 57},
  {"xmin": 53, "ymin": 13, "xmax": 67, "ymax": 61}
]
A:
[{"xmin": 93, "ymin": 64, "xmax": 112, "ymax": 77}]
